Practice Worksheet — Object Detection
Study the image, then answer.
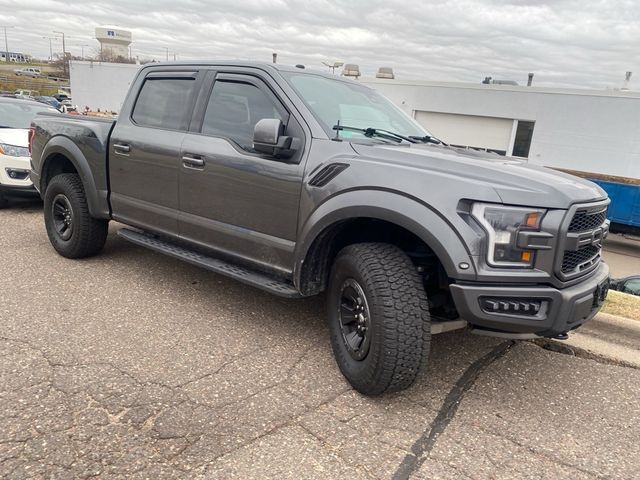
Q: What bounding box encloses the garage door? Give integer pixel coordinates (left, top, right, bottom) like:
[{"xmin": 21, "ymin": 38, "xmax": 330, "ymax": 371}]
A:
[{"xmin": 415, "ymin": 111, "xmax": 514, "ymax": 153}]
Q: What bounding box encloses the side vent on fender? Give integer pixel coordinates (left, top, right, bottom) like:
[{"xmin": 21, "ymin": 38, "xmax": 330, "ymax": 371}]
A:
[{"xmin": 308, "ymin": 163, "xmax": 349, "ymax": 187}]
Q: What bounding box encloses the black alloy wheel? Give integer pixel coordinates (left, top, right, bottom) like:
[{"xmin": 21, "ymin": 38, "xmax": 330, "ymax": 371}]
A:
[
  {"xmin": 338, "ymin": 278, "xmax": 372, "ymax": 361},
  {"xmin": 51, "ymin": 193, "xmax": 74, "ymax": 241}
]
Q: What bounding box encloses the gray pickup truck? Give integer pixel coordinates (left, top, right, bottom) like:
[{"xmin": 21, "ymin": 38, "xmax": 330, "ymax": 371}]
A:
[{"xmin": 30, "ymin": 62, "xmax": 611, "ymax": 395}]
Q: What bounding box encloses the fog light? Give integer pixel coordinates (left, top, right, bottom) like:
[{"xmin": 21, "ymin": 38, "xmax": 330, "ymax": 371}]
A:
[
  {"xmin": 5, "ymin": 168, "xmax": 29, "ymax": 180},
  {"xmin": 481, "ymin": 297, "xmax": 545, "ymax": 316}
]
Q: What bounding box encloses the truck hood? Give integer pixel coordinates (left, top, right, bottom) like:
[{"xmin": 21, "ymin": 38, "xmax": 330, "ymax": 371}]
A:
[
  {"xmin": 0, "ymin": 128, "xmax": 28, "ymax": 148},
  {"xmin": 350, "ymin": 142, "xmax": 606, "ymax": 209}
]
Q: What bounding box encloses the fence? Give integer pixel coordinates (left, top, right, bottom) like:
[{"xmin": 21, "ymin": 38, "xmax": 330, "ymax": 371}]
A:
[{"xmin": 0, "ymin": 75, "xmax": 70, "ymax": 95}]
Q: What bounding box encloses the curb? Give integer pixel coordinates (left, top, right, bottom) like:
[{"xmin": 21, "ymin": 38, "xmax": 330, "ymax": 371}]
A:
[{"xmin": 543, "ymin": 312, "xmax": 640, "ymax": 369}]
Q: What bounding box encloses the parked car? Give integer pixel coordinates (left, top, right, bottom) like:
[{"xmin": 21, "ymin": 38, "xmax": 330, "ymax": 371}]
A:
[
  {"xmin": 30, "ymin": 62, "xmax": 611, "ymax": 395},
  {"xmin": 14, "ymin": 89, "xmax": 37, "ymax": 99},
  {"xmin": 52, "ymin": 93, "xmax": 71, "ymax": 104},
  {"xmin": 34, "ymin": 96, "xmax": 62, "ymax": 110},
  {"xmin": 52, "ymin": 94, "xmax": 74, "ymax": 111},
  {"xmin": 0, "ymin": 97, "xmax": 59, "ymax": 207},
  {"xmin": 14, "ymin": 67, "xmax": 41, "ymax": 78},
  {"xmin": 610, "ymin": 275, "xmax": 640, "ymax": 296}
]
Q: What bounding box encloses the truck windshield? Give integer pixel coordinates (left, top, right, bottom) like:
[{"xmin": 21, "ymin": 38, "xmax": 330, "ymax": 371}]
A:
[{"xmin": 283, "ymin": 72, "xmax": 431, "ymax": 141}]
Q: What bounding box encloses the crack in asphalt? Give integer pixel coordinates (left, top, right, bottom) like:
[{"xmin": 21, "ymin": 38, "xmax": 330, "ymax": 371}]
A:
[{"xmin": 391, "ymin": 341, "xmax": 514, "ymax": 480}]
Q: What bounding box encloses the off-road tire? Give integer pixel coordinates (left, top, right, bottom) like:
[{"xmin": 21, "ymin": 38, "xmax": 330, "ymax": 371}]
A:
[
  {"xmin": 44, "ymin": 173, "xmax": 108, "ymax": 258},
  {"xmin": 327, "ymin": 242, "xmax": 431, "ymax": 395}
]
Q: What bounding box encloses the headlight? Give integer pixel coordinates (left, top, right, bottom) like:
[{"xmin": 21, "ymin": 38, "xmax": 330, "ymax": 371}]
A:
[
  {"xmin": 0, "ymin": 143, "xmax": 30, "ymax": 157},
  {"xmin": 471, "ymin": 203, "xmax": 546, "ymax": 268}
]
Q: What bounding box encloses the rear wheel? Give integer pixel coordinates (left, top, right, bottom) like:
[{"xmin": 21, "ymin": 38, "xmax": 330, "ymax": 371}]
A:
[
  {"xmin": 43, "ymin": 174, "xmax": 108, "ymax": 258},
  {"xmin": 327, "ymin": 243, "xmax": 431, "ymax": 395}
]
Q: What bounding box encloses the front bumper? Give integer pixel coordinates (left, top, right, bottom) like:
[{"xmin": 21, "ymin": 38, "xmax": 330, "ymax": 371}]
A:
[
  {"xmin": 1, "ymin": 154, "xmax": 34, "ymax": 189},
  {"xmin": 0, "ymin": 183, "xmax": 40, "ymax": 199},
  {"xmin": 450, "ymin": 262, "xmax": 610, "ymax": 338}
]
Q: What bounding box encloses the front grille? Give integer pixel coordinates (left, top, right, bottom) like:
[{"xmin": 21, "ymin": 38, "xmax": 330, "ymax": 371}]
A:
[
  {"xmin": 568, "ymin": 209, "xmax": 607, "ymax": 232},
  {"xmin": 557, "ymin": 202, "xmax": 609, "ymax": 280},
  {"xmin": 561, "ymin": 245, "xmax": 600, "ymax": 274}
]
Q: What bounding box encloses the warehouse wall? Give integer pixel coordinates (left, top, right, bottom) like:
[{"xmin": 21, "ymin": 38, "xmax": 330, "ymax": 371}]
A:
[{"xmin": 362, "ymin": 78, "xmax": 640, "ymax": 180}]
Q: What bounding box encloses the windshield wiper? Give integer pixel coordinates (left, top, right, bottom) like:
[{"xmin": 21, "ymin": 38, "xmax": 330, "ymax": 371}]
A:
[
  {"xmin": 332, "ymin": 123, "xmax": 415, "ymax": 144},
  {"xmin": 408, "ymin": 135, "xmax": 448, "ymax": 146}
]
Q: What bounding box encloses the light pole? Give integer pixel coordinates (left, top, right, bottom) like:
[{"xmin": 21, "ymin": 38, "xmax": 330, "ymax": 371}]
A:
[
  {"xmin": 53, "ymin": 30, "xmax": 67, "ymax": 76},
  {"xmin": 79, "ymin": 44, "xmax": 89, "ymax": 59},
  {"xmin": 1, "ymin": 26, "xmax": 13, "ymax": 63},
  {"xmin": 164, "ymin": 47, "xmax": 169, "ymax": 61},
  {"xmin": 42, "ymin": 36, "xmax": 57, "ymax": 61}
]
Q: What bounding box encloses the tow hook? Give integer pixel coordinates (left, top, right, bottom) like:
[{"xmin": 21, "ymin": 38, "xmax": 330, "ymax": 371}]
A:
[{"xmin": 553, "ymin": 332, "xmax": 569, "ymax": 341}]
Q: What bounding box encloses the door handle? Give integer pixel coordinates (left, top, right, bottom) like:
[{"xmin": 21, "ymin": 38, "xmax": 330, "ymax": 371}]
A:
[
  {"xmin": 182, "ymin": 155, "xmax": 205, "ymax": 169},
  {"xmin": 113, "ymin": 143, "xmax": 130, "ymax": 154}
]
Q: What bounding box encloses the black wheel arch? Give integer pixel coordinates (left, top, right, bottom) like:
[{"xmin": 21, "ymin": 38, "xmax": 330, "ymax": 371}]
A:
[
  {"xmin": 294, "ymin": 190, "xmax": 477, "ymax": 295},
  {"xmin": 39, "ymin": 137, "xmax": 110, "ymax": 219}
]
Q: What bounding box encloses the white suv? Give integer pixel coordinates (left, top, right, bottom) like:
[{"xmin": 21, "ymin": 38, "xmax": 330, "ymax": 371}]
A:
[{"xmin": 0, "ymin": 97, "xmax": 58, "ymax": 207}]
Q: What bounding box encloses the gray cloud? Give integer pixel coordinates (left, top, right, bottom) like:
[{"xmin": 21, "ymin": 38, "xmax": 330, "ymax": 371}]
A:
[{"xmin": 0, "ymin": 0, "xmax": 638, "ymax": 88}]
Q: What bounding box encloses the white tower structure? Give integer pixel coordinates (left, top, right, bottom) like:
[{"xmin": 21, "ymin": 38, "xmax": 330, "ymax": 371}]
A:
[{"xmin": 95, "ymin": 26, "xmax": 132, "ymax": 59}]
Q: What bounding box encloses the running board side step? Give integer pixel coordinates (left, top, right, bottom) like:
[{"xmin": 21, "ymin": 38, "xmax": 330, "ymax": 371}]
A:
[{"xmin": 117, "ymin": 228, "xmax": 302, "ymax": 298}]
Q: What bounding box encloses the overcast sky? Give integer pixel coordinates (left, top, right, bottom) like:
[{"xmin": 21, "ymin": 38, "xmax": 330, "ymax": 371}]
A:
[{"xmin": 0, "ymin": 0, "xmax": 638, "ymax": 89}]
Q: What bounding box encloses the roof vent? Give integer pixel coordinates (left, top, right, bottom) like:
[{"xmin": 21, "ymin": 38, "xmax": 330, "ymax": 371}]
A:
[
  {"xmin": 376, "ymin": 67, "xmax": 394, "ymax": 79},
  {"xmin": 342, "ymin": 64, "xmax": 360, "ymax": 79}
]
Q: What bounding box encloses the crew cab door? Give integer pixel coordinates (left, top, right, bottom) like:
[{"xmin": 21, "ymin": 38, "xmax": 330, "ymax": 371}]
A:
[
  {"xmin": 109, "ymin": 70, "xmax": 202, "ymax": 236},
  {"xmin": 178, "ymin": 70, "xmax": 306, "ymax": 275}
]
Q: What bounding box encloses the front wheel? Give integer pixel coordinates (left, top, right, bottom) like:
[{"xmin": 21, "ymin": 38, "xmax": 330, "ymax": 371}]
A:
[
  {"xmin": 327, "ymin": 243, "xmax": 431, "ymax": 395},
  {"xmin": 43, "ymin": 173, "xmax": 108, "ymax": 258}
]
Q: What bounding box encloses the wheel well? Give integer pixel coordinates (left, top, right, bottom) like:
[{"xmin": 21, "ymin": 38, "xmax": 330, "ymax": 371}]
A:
[
  {"xmin": 300, "ymin": 218, "xmax": 439, "ymax": 291},
  {"xmin": 41, "ymin": 154, "xmax": 78, "ymax": 192}
]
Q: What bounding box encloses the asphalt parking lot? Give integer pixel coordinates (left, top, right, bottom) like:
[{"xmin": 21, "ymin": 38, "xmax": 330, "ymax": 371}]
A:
[{"xmin": 1, "ymin": 202, "xmax": 639, "ymax": 479}]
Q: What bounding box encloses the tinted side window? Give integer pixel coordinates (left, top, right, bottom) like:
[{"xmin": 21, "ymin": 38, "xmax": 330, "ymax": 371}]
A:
[
  {"xmin": 201, "ymin": 80, "xmax": 283, "ymax": 152},
  {"xmin": 132, "ymin": 77, "xmax": 196, "ymax": 130}
]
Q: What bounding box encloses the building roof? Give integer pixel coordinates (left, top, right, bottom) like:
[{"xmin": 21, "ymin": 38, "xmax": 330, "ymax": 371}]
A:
[{"xmin": 361, "ymin": 77, "xmax": 640, "ymax": 99}]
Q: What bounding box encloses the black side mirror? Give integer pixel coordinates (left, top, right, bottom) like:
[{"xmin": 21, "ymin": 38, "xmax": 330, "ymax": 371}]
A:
[{"xmin": 253, "ymin": 118, "xmax": 295, "ymax": 158}]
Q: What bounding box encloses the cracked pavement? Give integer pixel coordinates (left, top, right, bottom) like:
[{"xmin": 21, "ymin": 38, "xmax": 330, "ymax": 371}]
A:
[{"xmin": 1, "ymin": 203, "xmax": 639, "ymax": 479}]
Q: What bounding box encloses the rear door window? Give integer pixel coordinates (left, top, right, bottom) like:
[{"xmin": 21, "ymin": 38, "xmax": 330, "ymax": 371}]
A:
[{"xmin": 132, "ymin": 76, "xmax": 197, "ymax": 131}]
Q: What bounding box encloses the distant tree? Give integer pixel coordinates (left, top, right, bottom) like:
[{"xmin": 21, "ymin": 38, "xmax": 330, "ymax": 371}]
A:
[{"xmin": 49, "ymin": 54, "xmax": 69, "ymax": 79}]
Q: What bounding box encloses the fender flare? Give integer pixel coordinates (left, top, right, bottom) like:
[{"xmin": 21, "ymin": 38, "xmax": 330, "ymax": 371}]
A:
[
  {"xmin": 293, "ymin": 189, "xmax": 477, "ymax": 289},
  {"xmin": 39, "ymin": 136, "xmax": 110, "ymax": 219}
]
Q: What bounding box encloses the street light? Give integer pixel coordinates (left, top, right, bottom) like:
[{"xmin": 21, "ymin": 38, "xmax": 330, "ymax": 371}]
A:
[
  {"xmin": 53, "ymin": 30, "xmax": 67, "ymax": 76},
  {"xmin": 1, "ymin": 25, "xmax": 14, "ymax": 63},
  {"xmin": 78, "ymin": 44, "xmax": 89, "ymax": 60},
  {"xmin": 42, "ymin": 36, "xmax": 57, "ymax": 61}
]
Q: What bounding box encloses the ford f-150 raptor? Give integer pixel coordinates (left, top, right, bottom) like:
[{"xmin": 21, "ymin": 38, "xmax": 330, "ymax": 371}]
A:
[{"xmin": 30, "ymin": 62, "xmax": 611, "ymax": 395}]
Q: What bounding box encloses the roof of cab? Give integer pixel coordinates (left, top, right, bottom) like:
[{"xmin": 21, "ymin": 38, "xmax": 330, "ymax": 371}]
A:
[{"xmin": 141, "ymin": 60, "xmax": 365, "ymax": 86}]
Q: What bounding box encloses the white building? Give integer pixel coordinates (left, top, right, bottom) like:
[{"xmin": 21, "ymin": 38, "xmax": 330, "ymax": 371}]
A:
[
  {"xmin": 95, "ymin": 26, "xmax": 132, "ymax": 59},
  {"xmin": 361, "ymin": 78, "xmax": 640, "ymax": 181}
]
